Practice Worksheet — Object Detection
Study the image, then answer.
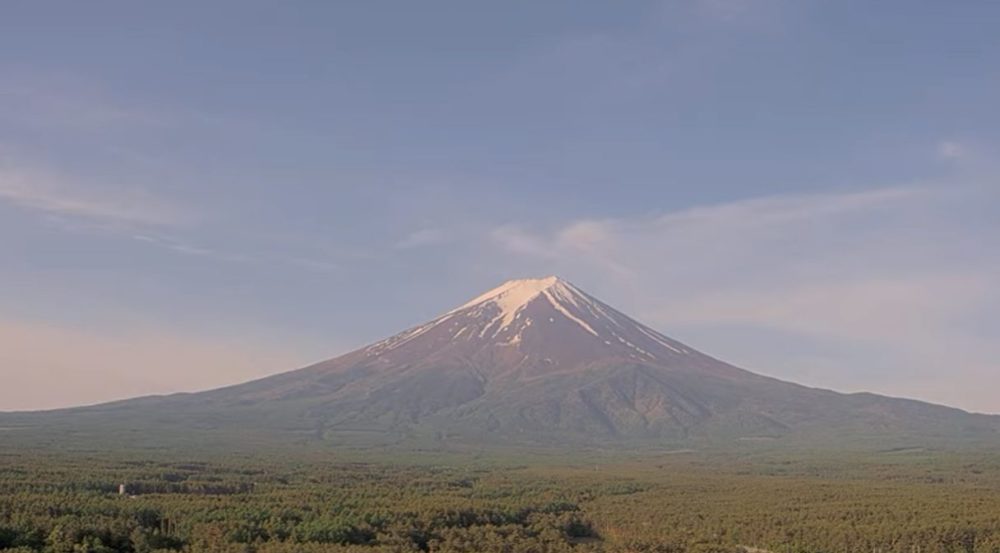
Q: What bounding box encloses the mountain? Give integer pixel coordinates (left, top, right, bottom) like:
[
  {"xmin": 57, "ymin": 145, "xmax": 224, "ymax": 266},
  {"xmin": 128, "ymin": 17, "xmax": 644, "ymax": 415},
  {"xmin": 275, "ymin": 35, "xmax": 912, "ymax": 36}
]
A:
[{"xmin": 3, "ymin": 276, "xmax": 998, "ymax": 452}]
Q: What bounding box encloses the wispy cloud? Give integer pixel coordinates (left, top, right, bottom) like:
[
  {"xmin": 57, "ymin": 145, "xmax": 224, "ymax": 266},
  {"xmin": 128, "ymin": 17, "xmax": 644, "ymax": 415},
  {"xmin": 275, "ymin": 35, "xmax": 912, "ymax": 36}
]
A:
[
  {"xmin": 490, "ymin": 224, "xmax": 554, "ymax": 258},
  {"xmin": 491, "ymin": 185, "xmax": 931, "ymax": 283},
  {"xmin": 486, "ymin": 182, "xmax": 1000, "ymax": 412},
  {"xmin": 130, "ymin": 232, "xmax": 371, "ymax": 278},
  {"xmin": 937, "ymin": 140, "xmax": 967, "ymax": 161},
  {"xmin": 0, "ymin": 164, "xmax": 187, "ymax": 227},
  {"xmin": 395, "ymin": 228, "xmax": 450, "ymax": 249},
  {"xmin": 652, "ymin": 186, "xmax": 921, "ymax": 228},
  {"xmin": 131, "ymin": 233, "xmax": 246, "ymax": 261}
]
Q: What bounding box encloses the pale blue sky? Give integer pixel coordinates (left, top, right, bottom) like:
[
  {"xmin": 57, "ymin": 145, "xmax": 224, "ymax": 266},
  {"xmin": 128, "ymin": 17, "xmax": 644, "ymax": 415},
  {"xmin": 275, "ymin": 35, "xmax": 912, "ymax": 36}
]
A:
[{"xmin": 1, "ymin": 1, "xmax": 998, "ymax": 412}]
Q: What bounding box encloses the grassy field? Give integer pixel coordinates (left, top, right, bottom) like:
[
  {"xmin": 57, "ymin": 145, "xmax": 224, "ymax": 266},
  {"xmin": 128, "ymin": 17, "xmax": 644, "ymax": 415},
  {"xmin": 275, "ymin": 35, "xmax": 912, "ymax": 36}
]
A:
[{"xmin": 1, "ymin": 448, "xmax": 999, "ymax": 552}]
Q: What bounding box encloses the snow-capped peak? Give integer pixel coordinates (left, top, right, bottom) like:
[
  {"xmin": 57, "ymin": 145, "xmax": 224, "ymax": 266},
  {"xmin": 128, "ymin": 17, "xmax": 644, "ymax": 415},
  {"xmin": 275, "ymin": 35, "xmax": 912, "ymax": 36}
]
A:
[
  {"xmin": 453, "ymin": 276, "xmax": 562, "ymax": 313},
  {"xmin": 447, "ymin": 276, "xmax": 602, "ymax": 338},
  {"xmin": 364, "ymin": 275, "xmax": 694, "ymax": 361}
]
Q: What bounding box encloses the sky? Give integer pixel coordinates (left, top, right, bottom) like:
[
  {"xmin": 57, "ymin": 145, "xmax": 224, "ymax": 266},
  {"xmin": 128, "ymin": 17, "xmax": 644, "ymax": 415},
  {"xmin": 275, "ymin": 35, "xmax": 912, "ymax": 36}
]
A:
[{"xmin": 1, "ymin": 1, "xmax": 998, "ymax": 413}]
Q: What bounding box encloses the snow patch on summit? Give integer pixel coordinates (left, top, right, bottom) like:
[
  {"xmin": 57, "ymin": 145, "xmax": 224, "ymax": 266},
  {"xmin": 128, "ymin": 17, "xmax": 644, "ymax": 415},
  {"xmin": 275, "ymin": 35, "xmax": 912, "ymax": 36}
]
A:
[
  {"xmin": 453, "ymin": 276, "xmax": 559, "ymax": 313},
  {"xmin": 451, "ymin": 276, "xmax": 601, "ymax": 338},
  {"xmin": 364, "ymin": 275, "xmax": 695, "ymax": 360}
]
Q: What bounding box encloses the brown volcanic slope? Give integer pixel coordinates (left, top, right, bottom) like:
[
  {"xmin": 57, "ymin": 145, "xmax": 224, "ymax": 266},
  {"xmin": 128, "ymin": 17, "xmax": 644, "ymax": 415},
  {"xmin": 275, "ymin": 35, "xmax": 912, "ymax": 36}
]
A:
[{"xmin": 4, "ymin": 277, "xmax": 999, "ymax": 451}]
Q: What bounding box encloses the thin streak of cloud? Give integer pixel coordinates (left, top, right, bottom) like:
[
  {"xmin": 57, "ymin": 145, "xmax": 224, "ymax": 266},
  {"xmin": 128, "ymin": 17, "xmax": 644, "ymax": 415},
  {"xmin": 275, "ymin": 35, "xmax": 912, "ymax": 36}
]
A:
[
  {"xmin": 131, "ymin": 233, "xmax": 248, "ymax": 262},
  {"xmin": 131, "ymin": 233, "xmax": 355, "ymax": 277},
  {"xmin": 0, "ymin": 165, "xmax": 187, "ymax": 227},
  {"xmin": 653, "ymin": 186, "xmax": 922, "ymax": 228},
  {"xmin": 288, "ymin": 257, "xmax": 341, "ymax": 274}
]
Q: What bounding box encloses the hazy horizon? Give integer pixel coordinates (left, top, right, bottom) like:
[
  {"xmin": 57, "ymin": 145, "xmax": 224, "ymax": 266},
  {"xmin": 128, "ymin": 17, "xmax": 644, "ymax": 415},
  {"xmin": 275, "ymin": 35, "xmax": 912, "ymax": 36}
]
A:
[{"xmin": 2, "ymin": 1, "xmax": 999, "ymax": 414}]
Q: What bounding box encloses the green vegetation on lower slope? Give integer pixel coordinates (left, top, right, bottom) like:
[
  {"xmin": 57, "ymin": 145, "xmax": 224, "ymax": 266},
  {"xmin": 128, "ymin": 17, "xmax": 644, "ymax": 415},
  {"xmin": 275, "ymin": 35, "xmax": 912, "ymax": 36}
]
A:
[{"xmin": 1, "ymin": 449, "xmax": 1000, "ymax": 552}]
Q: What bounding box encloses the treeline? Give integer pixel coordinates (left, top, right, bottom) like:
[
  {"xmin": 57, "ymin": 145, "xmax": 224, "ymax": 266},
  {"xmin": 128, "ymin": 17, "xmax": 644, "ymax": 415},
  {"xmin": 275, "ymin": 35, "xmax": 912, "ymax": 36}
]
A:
[
  {"xmin": 0, "ymin": 458, "xmax": 601, "ymax": 553},
  {"xmin": 1, "ymin": 453, "xmax": 1000, "ymax": 552}
]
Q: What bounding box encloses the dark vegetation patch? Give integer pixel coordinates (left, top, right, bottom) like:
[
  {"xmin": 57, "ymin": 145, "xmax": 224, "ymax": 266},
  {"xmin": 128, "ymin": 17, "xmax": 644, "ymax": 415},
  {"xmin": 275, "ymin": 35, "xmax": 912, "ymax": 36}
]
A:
[{"xmin": 0, "ymin": 452, "xmax": 999, "ymax": 552}]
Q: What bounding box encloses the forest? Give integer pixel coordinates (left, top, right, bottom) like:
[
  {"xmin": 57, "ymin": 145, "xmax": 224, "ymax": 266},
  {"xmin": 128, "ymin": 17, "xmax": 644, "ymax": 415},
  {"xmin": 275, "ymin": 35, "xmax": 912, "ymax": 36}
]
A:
[{"xmin": 1, "ymin": 448, "xmax": 1000, "ymax": 553}]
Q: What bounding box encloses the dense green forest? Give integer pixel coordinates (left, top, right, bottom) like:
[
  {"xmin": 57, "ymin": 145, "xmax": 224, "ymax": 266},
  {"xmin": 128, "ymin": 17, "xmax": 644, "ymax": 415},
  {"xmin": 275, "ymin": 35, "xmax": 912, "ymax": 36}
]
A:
[{"xmin": 1, "ymin": 449, "xmax": 1000, "ymax": 553}]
